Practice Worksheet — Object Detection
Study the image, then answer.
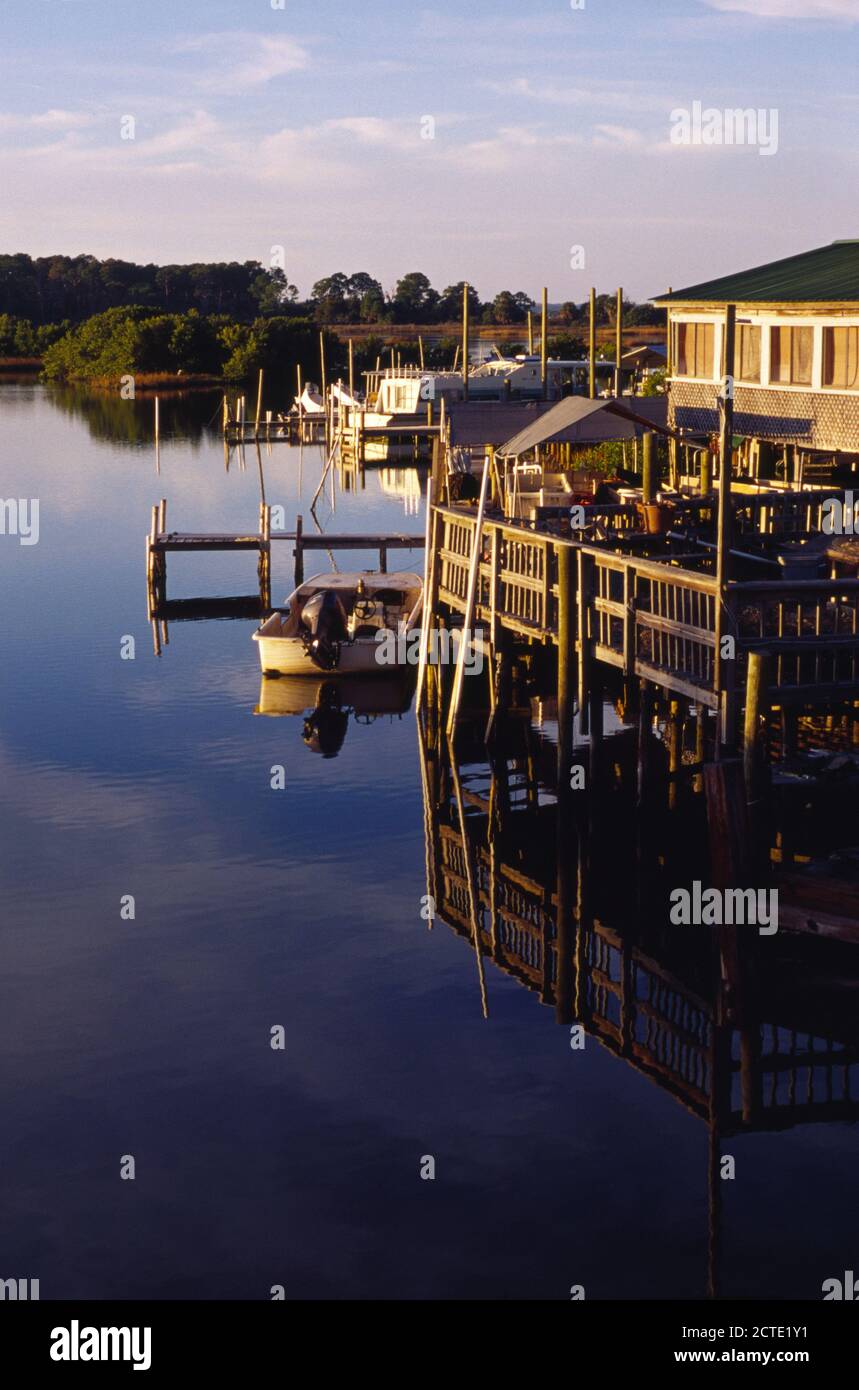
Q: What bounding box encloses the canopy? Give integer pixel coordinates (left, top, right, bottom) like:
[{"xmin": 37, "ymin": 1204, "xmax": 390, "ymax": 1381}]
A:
[{"xmin": 497, "ymin": 397, "xmax": 655, "ymax": 457}]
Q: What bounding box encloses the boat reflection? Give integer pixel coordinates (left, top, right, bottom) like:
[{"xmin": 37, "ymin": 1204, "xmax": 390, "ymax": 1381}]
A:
[{"xmin": 255, "ymin": 672, "xmax": 415, "ymax": 758}]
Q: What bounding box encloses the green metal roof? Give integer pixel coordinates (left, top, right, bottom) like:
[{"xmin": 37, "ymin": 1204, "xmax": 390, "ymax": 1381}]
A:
[{"xmin": 653, "ymin": 242, "xmax": 859, "ymax": 306}]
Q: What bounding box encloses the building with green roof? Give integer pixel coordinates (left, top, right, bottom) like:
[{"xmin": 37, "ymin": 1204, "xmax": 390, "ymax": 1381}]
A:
[{"xmin": 652, "ymin": 243, "xmax": 859, "ymax": 456}]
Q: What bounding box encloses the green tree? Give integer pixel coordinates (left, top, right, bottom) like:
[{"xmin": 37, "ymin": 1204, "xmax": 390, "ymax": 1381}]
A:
[{"xmin": 393, "ymin": 272, "xmax": 438, "ymax": 322}]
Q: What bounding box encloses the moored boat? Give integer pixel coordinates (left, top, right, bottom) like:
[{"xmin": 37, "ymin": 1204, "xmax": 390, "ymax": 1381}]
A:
[{"xmin": 252, "ymin": 570, "xmax": 423, "ymax": 677}]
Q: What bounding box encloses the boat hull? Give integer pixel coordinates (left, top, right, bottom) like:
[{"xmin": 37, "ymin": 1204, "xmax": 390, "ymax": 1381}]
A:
[{"xmin": 253, "ymin": 632, "xmax": 394, "ymax": 677}]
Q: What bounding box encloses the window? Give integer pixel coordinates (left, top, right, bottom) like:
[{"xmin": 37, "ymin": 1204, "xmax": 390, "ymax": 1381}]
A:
[
  {"xmin": 823, "ymin": 327, "xmax": 859, "ymax": 391},
  {"xmin": 735, "ymin": 324, "xmax": 761, "ymax": 383},
  {"xmin": 770, "ymin": 325, "xmax": 813, "ymax": 386},
  {"xmin": 676, "ymin": 321, "xmax": 715, "ymax": 379}
]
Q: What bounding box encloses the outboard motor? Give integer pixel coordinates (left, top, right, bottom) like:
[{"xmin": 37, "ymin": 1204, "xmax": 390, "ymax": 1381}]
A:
[
  {"xmin": 303, "ymin": 685, "xmax": 349, "ymax": 757},
  {"xmin": 300, "ymin": 590, "xmax": 349, "ymax": 671}
]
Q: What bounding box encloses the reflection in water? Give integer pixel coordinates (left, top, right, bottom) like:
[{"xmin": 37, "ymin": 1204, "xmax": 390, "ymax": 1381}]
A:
[
  {"xmin": 418, "ymin": 707, "xmax": 859, "ymax": 1298},
  {"xmin": 45, "ymin": 383, "xmax": 225, "ymax": 448},
  {"xmin": 6, "ymin": 379, "xmax": 859, "ymax": 1300},
  {"xmin": 256, "ymin": 672, "xmax": 415, "ymax": 758}
]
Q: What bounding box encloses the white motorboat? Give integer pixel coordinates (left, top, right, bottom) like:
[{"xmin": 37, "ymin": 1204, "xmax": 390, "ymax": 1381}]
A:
[{"xmin": 253, "ymin": 570, "xmax": 423, "ymax": 677}]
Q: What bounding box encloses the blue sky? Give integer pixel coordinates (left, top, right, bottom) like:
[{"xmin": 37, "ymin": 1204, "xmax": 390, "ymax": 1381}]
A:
[{"xmin": 0, "ymin": 0, "xmax": 857, "ymax": 300}]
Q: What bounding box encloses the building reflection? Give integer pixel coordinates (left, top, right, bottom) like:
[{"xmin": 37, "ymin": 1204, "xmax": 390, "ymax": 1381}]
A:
[{"xmin": 417, "ymin": 709, "xmax": 859, "ymax": 1296}]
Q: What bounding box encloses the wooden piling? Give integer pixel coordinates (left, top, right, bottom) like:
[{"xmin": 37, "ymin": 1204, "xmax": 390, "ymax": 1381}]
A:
[
  {"xmin": 462, "ymin": 283, "xmax": 470, "ymax": 400},
  {"xmin": 527, "ymin": 311, "xmax": 534, "ymax": 356},
  {"xmin": 701, "ymin": 448, "xmax": 713, "ymax": 497},
  {"xmin": 255, "ymin": 369, "xmax": 264, "ymax": 434},
  {"xmin": 557, "ymin": 543, "xmax": 576, "ymax": 779},
  {"xmin": 615, "ymin": 287, "xmax": 623, "ymax": 397},
  {"xmin": 541, "ymin": 287, "xmax": 548, "ymax": 400},
  {"xmin": 319, "ymin": 331, "xmax": 327, "ymax": 401},
  {"xmin": 743, "ymin": 650, "xmax": 771, "ymax": 803},
  {"xmin": 642, "ymin": 431, "xmax": 655, "ymax": 504},
  {"xmin": 714, "ymin": 305, "xmax": 736, "ymax": 720},
  {"xmin": 447, "ymin": 457, "xmax": 490, "ymax": 735},
  {"xmin": 588, "ymin": 288, "xmax": 596, "ymax": 399},
  {"xmin": 294, "ymin": 513, "xmax": 304, "ymax": 587}
]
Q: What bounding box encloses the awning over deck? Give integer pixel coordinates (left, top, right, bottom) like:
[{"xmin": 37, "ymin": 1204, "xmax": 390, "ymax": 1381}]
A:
[{"xmin": 497, "ymin": 396, "xmax": 667, "ymax": 457}]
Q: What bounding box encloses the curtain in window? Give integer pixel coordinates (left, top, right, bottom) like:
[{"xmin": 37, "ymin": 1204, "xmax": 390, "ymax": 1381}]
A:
[
  {"xmin": 771, "ymin": 326, "xmax": 813, "ymax": 386},
  {"xmin": 677, "ymin": 322, "xmax": 714, "ymax": 378},
  {"xmin": 735, "ymin": 325, "xmax": 761, "ymax": 383},
  {"xmin": 823, "ymin": 327, "xmax": 859, "ymax": 390}
]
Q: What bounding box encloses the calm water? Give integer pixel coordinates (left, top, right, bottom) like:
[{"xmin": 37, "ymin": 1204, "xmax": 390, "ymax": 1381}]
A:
[{"xmin": 1, "ymin": 381, "xmax": 856, "ymax": 1301}]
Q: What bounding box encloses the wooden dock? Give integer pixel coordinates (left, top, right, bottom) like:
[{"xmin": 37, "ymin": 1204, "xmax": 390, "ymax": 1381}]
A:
[
  {"xmin": 422, "ymin": 478, "xmax": 859, "ymax": 755},
  {"xmin": 145, "ymin": 499, "xmax": 425, "ymax": 639}
]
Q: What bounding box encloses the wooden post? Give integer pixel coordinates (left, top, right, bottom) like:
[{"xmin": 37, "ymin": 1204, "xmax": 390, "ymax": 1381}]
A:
[
  {"xmin": 642, "ymin": 431, "xmax": 655, "ymax": 504},
  {"xmin": 418, "ymin": 335, "xmax": 425, "ymax": 370},
  {"xmin": 348, "ymin": 339, "xmax": 355, "ymax": 405},
  {"xmin": 319, "ymin": 331, "xmax": 327, "ymax": 400},
  {"xmin": 695, "ymin": 703, "xmax": 707, "ymax": 793},
  {"xmin": 714, "ymin": 305, "xmax": 736, "ymax": 710},
  {"xmin": 415, "ymin": 475, "xmax": 436, "ymax": 704},
  {"xmin": 615, "ymin": 287, "xmax": 623, "ymax": 397},
  {"xmin": 743, "ymin": 651, "xmax": 771, "ymax": 803},
  {"xmin": 665, "ymin": 289, "xmax": 673, "ymax": 379},
  {"xmin": 255, "ymin": 369, "xmax": 264, "ymax": 434},
  {"xmin": 576, "ymin": 548, "xmax": 592, "ymax": 734},
  {"xmin": 540, "ymin": 286, "xmax": 548, "ymax": 400},
  {"xmin": 462, "ymin": 283, "xmax": 470, "ymax": 400},
  {"xmin": 222, "ymin": 394, "xmax": 229, "ymax": 432},
  {"xmin": 637, "ymin": 681, "xmax": 654, "ymax": 806},
  {"xmin": 557, "ymin": 543, "xmax": 576, "ymax": 784},
  {"xmin": 447, "ymin": 458, "xmax": 490, "ymax": 735},
  {"xmin": 668, "ymin": 699, "xmax": 682, "ymax": 811},
  {"xmin": 701, "ymin": 447, "xmax": 713, "ymax": 497},
  {"xmin": 294, "ymin": 513, "xmax": 304, "ymax": 587},
  {"xmin": 527, "ymin": 311, "xmax": 534, "ymax": 356},
  {"xmin": 588, "ymin": 287, "xmax": 596, "ymax": 399}
]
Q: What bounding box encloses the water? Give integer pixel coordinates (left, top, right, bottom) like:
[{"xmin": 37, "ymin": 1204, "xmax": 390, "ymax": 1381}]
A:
[{"xmin": 0, "ymin": 381, "xmax": 856, "ymax": 1301}]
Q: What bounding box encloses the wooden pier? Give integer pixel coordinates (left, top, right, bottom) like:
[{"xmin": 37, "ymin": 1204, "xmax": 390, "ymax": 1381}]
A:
[
  {"xmin": 425, "ymin": 482, "xmax": 859, "ymax": 752},
  {"xmin": 145, "ymin": 498, "xmax": 424, "ymax": 645}
]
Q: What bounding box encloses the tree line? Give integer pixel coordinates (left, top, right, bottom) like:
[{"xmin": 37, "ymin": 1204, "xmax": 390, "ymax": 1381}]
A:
[
  {"xmin": 0, "ymin": 253, "xmax": 662, "ymax": 330},
  {"xmin": 20, "ymin": 303, "xmax": 598, "ymax": 385}
]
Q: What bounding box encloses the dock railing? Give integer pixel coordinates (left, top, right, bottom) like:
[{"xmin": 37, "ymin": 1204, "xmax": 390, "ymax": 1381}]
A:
[{"xmin": 432, "ymin": 500, "xmax": 859, "ymax": 723}]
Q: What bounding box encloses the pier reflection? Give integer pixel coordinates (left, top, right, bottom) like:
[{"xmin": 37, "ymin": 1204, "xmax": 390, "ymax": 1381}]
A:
[{"xmin": 417, "ymin": 709, "xmax": 859, "ymax": 1296}]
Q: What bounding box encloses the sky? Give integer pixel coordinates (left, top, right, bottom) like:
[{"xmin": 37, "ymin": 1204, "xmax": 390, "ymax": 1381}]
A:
[{"xmin": 0, "ymin": 0, "xmax": 857, "ymax": 301}]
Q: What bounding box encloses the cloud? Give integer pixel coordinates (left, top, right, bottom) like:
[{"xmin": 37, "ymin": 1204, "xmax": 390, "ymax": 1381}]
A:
[
  {"xmin": 593, "ymin": 124, "xmax": 646, "ymax": 149},
  {"xmin": 483, "ymin": 76, "xmax": 673, "ymax": 115},
  {"xmin": 171, "ymin": 31, "xmax": 310, "ymax": 91},
  {"xmin": 0, "ymin": 109, "xmax": 96, "ymax": 131},
  {"xmin": 703, "ymin": 0, "xmax": 859, "ymax": 19}
]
